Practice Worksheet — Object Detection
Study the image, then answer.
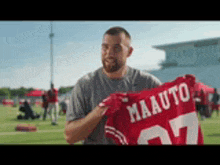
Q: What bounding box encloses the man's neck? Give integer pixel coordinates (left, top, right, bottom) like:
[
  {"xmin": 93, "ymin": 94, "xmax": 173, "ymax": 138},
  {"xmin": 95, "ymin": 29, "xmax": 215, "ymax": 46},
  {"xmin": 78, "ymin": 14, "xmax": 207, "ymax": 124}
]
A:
[{"xmin": 102, "ymin": 65, "xmax": 128, "ymax": 80}]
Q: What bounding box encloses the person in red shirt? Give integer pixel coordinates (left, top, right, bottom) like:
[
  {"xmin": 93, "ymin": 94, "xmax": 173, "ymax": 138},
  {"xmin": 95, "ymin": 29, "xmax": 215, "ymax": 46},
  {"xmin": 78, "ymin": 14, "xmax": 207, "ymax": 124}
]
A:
[
  {"xmin": 47, "ymin": 83, "xmax": 59, "ymax": 125},
  {"xmin": 41, "ymin": 91, "xmax": 49, "ymax": 121}
]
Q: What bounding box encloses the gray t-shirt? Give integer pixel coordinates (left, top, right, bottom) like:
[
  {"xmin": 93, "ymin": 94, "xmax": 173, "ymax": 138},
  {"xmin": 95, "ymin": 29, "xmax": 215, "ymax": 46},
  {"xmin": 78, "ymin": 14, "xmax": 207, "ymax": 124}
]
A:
[{"xmin": 66, "ymin": 66, "xmax": 162, "ymax": 144}]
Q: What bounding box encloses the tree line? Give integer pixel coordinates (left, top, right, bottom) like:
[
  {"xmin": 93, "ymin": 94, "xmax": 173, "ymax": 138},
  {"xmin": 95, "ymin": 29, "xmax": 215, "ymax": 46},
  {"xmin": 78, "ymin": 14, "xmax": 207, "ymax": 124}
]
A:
[{"xmin": 0, "ymin": 86, "xmax": 74, "ymax": 99}]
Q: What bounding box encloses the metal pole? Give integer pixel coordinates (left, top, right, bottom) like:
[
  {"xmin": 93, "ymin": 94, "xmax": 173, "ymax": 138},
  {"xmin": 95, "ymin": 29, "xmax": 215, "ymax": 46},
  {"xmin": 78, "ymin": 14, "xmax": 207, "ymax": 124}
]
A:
[{"xmin": 49, "ymin": 21, "xmax": 54, "ymax": 88}]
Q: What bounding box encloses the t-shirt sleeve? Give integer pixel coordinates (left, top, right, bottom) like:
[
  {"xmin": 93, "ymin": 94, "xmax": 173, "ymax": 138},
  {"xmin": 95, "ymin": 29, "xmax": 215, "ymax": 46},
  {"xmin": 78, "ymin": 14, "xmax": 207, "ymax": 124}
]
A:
[
  {"xmin": 149, "ymin": 74, "xmax": 163, "ymax": 88},
  {"xmin": 66, "ymin": 79, "xmax": 88, "ymax": 121},
  {"xmin": 139, "ymin": 71, "xmax": 162, "ymax": 90}
]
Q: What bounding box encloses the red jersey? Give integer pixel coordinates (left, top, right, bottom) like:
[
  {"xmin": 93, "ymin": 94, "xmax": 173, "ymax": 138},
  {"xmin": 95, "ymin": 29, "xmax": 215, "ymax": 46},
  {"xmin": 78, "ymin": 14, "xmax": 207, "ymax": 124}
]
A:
[
  {"xmin": 103, "ymin": 75, "xmax": 204, "ymax": 145},
  {"xmin": 47, "ymin": 88, "xmax": 58, "ymax": 103}
]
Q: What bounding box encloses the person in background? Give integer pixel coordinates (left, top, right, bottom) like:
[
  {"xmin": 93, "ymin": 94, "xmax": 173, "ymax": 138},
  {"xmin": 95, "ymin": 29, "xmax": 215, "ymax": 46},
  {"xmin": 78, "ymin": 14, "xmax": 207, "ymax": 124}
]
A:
[
  {"xmin": 194, "ymin": 91, "xmax": 201, "ymax": 113},
  {"xmin": 47, "ymin": 83, "xmax": 59, "ymax": 125},
  {"xmin": 59, "ymin": 97, "xmax": 69, "ymax": 115},
  {"xmin": 41, "ymin": 91, "xmax": 49, "ymax": 120},
  {"xmin": 211, "ymin": 88, "xmax": 219, "ymax": 116},
  {"xmin": 23, "ymin": 100, "xmax": 36, "ymax": 120},
  {"xmin": 200, "ymin": 89, "xmax": 207, "ymax": 120}
]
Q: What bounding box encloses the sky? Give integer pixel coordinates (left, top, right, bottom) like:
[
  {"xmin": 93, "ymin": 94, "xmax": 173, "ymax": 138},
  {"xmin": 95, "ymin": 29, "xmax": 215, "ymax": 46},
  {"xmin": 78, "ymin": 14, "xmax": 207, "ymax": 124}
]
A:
[{"xmin": 1, "ymin": 21, "xmax": 220, "ymax": 90}]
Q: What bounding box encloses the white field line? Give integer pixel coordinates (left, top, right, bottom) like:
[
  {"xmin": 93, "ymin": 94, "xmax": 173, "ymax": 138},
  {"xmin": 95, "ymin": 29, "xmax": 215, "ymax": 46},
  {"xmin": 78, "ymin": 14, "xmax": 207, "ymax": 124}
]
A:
[
  {"xmin": 0, "ymin": 122, "xmax": 56, "ymax": 127},
  {"xmin": 0, "ymin": 129, "xmax": 64, "ymax": 136}
]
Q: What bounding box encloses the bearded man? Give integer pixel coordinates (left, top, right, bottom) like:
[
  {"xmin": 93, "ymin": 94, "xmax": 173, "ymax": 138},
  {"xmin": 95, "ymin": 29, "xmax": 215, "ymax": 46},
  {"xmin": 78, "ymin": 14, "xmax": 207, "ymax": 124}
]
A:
[{"xmin": 65, "ymin": 26, "xmax": 162, "ymax": 144}]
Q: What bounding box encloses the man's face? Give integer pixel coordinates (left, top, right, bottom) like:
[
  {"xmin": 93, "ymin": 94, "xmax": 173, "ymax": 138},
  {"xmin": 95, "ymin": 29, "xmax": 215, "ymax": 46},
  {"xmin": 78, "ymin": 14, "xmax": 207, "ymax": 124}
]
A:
[{"xmin": 101, "ymin": 33, "xmax": 132, "ymax": 73}]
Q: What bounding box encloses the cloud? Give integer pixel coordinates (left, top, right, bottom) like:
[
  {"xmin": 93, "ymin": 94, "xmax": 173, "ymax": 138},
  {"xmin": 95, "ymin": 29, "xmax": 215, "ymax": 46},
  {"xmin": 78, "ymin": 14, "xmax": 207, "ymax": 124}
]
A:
[
  {"xmin": 55, "ymin": 42, "xmax": 84, "ymax": 67},
  {"xmin": 203, "ymin": 31, "xmax": 220, "ymax": 37},
  {"xmin": 128, "ymin": 48, "xmax": 165, "ymax": 67},
  {"xmin": 53, "ymin": 42, "xmax": 101, "ymax": 87},
  {"xmin": 1, "ymin": 40, "xmax": 102, "ymax": 89},
  {"xmin": 4, "ymin": 62, "xmax": 50, "ymax": 89}
]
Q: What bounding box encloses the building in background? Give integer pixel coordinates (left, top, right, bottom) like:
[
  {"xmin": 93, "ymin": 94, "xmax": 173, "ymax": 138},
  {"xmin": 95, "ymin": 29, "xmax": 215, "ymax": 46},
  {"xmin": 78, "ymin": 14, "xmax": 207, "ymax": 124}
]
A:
[
  {"xmin": 153, "ymin": 37, "xmax": 220, "ymax": 69},
  {"xmin": 150, "ymin": 37, "xmax": 220, "ymax": 90}
]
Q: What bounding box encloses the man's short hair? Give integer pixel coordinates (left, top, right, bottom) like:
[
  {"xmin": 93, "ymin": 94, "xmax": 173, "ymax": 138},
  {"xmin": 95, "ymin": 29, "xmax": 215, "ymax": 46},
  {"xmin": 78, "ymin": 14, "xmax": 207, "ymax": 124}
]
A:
[{"xmin": 104, "ymin": 26, "xmax": 131, "ymax": 40}]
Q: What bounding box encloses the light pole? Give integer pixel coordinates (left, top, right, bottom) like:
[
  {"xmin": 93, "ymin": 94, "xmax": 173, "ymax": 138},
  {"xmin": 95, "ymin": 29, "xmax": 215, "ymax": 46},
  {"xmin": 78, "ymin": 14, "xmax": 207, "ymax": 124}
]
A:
[{"xmin": 49, "ymin": 21, "xmax": 54, "ymax": 88}]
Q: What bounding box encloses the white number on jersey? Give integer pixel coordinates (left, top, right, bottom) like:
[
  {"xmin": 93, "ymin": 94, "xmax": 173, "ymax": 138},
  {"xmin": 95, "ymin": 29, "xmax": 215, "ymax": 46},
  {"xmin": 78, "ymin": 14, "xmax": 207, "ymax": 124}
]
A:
[{"xmin": 137, "ymin": 112, "xmax": 198, "ymax": 144}]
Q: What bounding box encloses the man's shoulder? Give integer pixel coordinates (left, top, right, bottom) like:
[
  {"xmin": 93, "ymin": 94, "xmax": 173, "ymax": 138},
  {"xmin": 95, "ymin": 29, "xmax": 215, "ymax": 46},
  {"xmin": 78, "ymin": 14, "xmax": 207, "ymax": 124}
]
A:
[
  {"xmin": 130, "ymin": 67, "xmax": 161, "ymax": 81},
  {"xmin": 76, "ymin": 67, "xmax": 102, "ymax": 87},
  {"xmin": 129, "ymin": 66, "xmax": 162, "ymax": 88}
]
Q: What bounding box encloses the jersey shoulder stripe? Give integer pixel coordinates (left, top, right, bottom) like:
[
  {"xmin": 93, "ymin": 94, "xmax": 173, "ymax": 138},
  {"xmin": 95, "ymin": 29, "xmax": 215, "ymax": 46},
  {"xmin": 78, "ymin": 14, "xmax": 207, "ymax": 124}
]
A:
[{"xmin": 105, "ymin": 126, "xmax": 128, "ymax": 145}]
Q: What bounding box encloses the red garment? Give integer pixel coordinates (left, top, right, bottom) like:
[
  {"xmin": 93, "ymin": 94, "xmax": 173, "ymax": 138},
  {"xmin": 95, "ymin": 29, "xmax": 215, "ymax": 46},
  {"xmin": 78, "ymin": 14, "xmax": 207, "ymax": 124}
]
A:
[
  {"xmin": 47, "ymin": 88, "xmax": 58, "ymax": 103},
  {"xmin": 2, "ymin": 99, "xmax": 14, "ymax": 105},
  {"xmin": 200, "ymin": 92, "xmax": 208, "ymax": 105},
  {"xmin": 102, "ymin": 75, "xmax": 204, "ymax": 145}
]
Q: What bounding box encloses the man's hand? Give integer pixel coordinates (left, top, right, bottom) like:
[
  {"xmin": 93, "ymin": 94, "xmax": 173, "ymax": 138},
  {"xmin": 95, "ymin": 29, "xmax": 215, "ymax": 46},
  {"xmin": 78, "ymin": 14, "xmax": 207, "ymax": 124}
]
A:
[
  {"xmin": 65, "ymin": 105, "xmax": 108, "ymax": 144},
  {"xmin": 65, "ymin": 93, "xmax": 127, "ymax": 144},
  {"xmin": 99, "ymin": 93, "xmax": 128, "ymax": 117}
]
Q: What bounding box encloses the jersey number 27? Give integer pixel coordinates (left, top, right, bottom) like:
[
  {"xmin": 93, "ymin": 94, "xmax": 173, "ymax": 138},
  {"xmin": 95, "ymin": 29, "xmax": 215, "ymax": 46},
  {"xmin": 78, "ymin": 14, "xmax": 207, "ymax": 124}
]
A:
[{"xmin": 137, "ymin": 112, "xmax": 198, "ymax": 144}]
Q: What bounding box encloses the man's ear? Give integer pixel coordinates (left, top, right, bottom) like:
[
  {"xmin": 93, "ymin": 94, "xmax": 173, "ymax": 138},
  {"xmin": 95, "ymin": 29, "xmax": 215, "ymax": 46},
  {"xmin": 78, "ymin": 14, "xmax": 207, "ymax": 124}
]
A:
[{"xmin": 127, "ymin": 46, "xmax": 133, "ymax": 58}]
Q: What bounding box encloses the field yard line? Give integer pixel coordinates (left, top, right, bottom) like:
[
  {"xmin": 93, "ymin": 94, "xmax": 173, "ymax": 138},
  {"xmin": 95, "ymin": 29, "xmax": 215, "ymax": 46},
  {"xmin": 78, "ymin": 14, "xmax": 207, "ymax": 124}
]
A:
[
  {"xmin": 0, "ymin": 129, "xmax": 64, "ymax": 136},
  {"xmin": 0, "ymin": 120, "xmax": 64, "ymax": 126}
]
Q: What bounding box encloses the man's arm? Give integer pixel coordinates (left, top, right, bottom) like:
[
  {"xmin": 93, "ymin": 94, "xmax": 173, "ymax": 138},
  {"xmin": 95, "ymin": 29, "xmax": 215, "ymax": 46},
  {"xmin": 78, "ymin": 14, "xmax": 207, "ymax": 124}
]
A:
[{"xmin": 65, "ymin": 106, "xmax": 108, "ymax": 144}]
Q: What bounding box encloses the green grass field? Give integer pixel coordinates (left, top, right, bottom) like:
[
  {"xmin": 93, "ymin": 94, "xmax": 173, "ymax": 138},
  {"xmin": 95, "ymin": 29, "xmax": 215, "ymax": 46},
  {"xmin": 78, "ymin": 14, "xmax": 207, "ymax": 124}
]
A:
[
  {"xmin": 0, "ymin": 104, "xmax": 82, "ymax": 145},
  {"xmin": 199, "ymin": 111, "xmax": 220, "ymax": 144},
  {"xmin": 1, "ymin": 104, "xmax": 220, "ymax": 144}
]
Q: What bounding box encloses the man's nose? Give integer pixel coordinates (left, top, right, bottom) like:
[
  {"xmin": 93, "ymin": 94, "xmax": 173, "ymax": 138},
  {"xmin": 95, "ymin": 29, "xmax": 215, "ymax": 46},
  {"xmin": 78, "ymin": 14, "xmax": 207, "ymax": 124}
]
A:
[{"xmin": 107, "ymin": 47, "xmax": 115, "ymax": 57}]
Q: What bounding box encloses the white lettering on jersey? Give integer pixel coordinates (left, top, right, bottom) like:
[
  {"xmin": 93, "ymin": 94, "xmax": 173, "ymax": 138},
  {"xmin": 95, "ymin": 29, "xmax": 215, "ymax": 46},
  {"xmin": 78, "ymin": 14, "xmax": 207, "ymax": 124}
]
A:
[
  {"xmin": 126, "ymin": 82, "xmax": 191, "ymax": 123},
  {"xmin": 150, "ymin": 96, "xmax": 162, "ymax": 115},
  {"xmin": 139, "ymin": 100, "xmax": 152, "ymax": 119},
  {"xmin": 168, "ymin": 85, "xmax": 179, "ymax": 105},
  {"xmin": 127, "ymin": 103, "xmax": 141, "ymax": 123},
  {"xmin": 179, "ymin": 83, "xmax": 190, "ymax": 102},
  {"xmin": 158, "ymin": 90, "xmax": 170, "ymax": 110}
]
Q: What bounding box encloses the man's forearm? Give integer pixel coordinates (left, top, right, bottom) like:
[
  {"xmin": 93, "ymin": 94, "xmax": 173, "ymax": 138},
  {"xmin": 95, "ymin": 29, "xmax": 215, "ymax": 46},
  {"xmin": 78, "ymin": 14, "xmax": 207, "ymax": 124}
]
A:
[{"xmin": 65, "ymin": 106, "xmax": 108, "ymax": 144}]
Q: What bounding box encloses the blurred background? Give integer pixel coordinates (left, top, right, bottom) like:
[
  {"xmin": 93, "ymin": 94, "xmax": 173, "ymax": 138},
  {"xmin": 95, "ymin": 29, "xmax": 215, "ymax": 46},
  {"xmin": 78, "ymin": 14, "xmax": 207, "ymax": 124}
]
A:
[{"xmin": 1, "ymin": 21, "xmax": 220, "ymax": 105}]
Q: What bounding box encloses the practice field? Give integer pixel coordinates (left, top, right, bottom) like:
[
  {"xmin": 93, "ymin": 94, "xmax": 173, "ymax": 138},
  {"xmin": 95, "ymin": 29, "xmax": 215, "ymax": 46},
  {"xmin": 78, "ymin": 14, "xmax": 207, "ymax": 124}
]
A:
[
  {"xmin": 0, "ymin": 104, "xmax": 220, "ymax": 145},
  {"xmin": 199, "ymin": 111, "xmax": 220, "ymax": 144},
  {"xmin": 0, "ymin": 104, "xmax": 82, "ymax": 145}
]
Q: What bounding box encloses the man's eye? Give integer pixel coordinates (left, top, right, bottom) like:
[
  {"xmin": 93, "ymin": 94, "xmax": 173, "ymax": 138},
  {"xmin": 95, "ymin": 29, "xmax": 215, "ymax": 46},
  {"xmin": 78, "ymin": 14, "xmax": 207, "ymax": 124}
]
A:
[
  {"xmin": 102, "ymin": 45, "xmax": 108, "ymax": 50},
  {"xmin": 114, "ymin": 45, "xmax": 121, "ymax": 52}
]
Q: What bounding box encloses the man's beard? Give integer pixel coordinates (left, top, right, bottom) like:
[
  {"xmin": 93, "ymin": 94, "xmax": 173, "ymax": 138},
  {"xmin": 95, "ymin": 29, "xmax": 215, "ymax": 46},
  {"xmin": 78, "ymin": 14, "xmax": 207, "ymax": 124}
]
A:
[{"xmin": 102, "ymin": 58, "xmax": 124, "ymax": 73}]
